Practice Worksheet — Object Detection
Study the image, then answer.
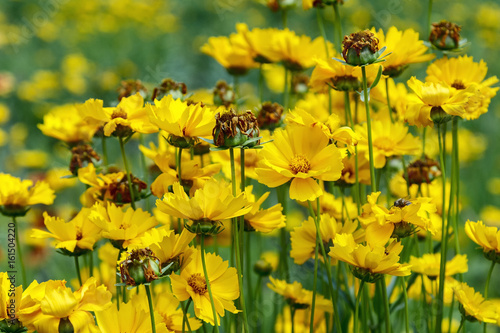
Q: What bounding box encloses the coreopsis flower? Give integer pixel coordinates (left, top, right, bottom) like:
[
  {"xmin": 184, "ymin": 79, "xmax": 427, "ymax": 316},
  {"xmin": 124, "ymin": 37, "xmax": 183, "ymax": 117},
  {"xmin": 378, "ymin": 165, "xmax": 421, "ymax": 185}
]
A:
[
  {"xmin": 236, "ymin": 23, "xmax": 282, "ymax": 63},
  {"xmin": 329, "ymin": 234, "xmax": 411, "ymax": 282},
  {"xmin": 255, "ymin": 125, "xmax": 344, "ymax": 201},
  {"xmin": 242, "ymin": 185, "xmax": 286, "ymax": 232},
  {"xmin": 76, "ymin": 93, "xmax": 158, "ymax": 137},
  {"xmin": 156, "ymin": 178, "xmax": 252, "ymax": 235},
  {"xmin": 304, "ymin": 191, "xmax": 359, "ymax": 221},
  {"xmin": 429, "ymin": 20, "xmax": 462, "ymax": 51},
  {"xmin": 200, "ymin": 32, "xmax": 258, "ymax": 75},
  {"xmin": 0, "ymin": 272, "xmax": 24, "ymax": 332},
  {"xmin": 341, "ymin": 30, "xmax": 388, "ymax": 67},
  {"xmin": 355, "ymin": 117, "xmax": 420, "ymax": 168},
  {"xmin": 43, "ymin": 168, "xmax": 78, "ymax": 192},
  {"xmin": 405, "ymin": 77, "xmax": 475, "ymax": 127},
  {"xmin": 453, "ymin": 282, "xmax": 498, "ymax": 323},
  {"xmin": 267, "ymin": 277, "xmax": 333, "ymax": 312},
  {"xmin": 408, "ymin": 275, "xmax": 460, "ymax": 305},
  {"xmin": 77, "ymin": 164, "xmax": 147, "ymax": 207},
  {"xmin": 38, "ymin": 104, "xmax": 99, "ymax": 144},
  {"xmin": 212, "ymin": 109, "xmax": 260, "ymax": 148},
  {"xmin": 290, "ymin": 214, "xmax": 361, "ymax": 265},
  {"xmin": 371, "ymin": 78, "xmax": 411, "ymax": 119},
  {"xmin": 409, "ymin": 253, "xmax": 468, "ymax": 279},
  {"xmin": 95, "ymin": 298, "xmax": 169, "ymax": 333},
  {"xmin": 170, "ymin": 249, "xmax": 240, "ymax": 325},
  {"xmin": 0, "ymin": 173, "xmax": 55, "ymax": 217},
  {"xmin": 425, "ymin": 55, "xmax": 499, "ymax": 120},
  {"xmin": 338, "ymin": 153, "xmax": 371, "ymax": 187},
  {"xmin": 119, "ymin": 248, "xmax": 161, "ymax": 286},
  {"xmin": 275, "ymin": 305, "xmax": 329, "ymax": 333},
  {"xmin": 372, "ymin": 26, "xmax": 434, "ymax": 77},
  {"xmin": 146, "ymin": 95, "xmax": 219, "ymax": 148},
  {"xmin": 31, "ymin": 209, "xmax": 101, "ymax": 256},
  {"xmin": 465, "ymin": 220, "xmax": 500, "ymax": 262},
  {"xmin": 18, "ymin": 277, "xmax": 112, "ymax": 333},
  {"xmin": 89, "ymin": 202, "xmax": 158, "ymax": 250},
  {"xmin": 273, "ymin": 29, "xmax": 333, "ymax": 71}
]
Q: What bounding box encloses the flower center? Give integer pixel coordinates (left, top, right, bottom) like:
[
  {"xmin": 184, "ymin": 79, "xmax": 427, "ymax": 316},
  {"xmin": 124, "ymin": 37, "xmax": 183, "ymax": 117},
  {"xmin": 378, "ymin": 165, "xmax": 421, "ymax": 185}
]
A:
[
  {"xmin": 451, "ymin": 80, "xmax": 466, "ymax": 90},
  {"xmin": 188, "ymin": 273, "xmax": 207, "ymax": 295},
  {"xmin": 290, "ymin": 154, "xmax": 311, "ymax": 174},
  {"xmin": 111, "ymin": 109, "xmax": 128, "ymax": 119}
]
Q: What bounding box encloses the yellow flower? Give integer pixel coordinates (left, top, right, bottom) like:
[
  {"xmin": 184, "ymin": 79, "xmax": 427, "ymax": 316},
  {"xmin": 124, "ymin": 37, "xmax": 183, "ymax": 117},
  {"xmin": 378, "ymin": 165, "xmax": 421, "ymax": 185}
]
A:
[
  {"xmin": 291, "ymin": 214, "xmax": 361, "ymax": 265},
  {"xmin": 170, "ymin": 249, "xmax": 240, "ymax": 325},
  {"xmin": 242, "ymin": 185, "xmax": 286, "ymax": 233},
  {"xmin": 89, "ymin": 202, "xmax": 158, "ymax": 249},
  {"xmin": 0, "ymin": 173, "xmax": 55, "ymax": 216},
  {"xmin": 329, "ymin": 234, "xmax": 411, "ymax": 281},
  {"xmin": 38, "ymin": 104, "xmax": 99, "ymax": 144},
  {"xmin": 355, "ymin": 118, "xmax": 420, "ymax": 168},
  {"xmin": 372, "ymin": 26, "xmax": 434, "ymax": 77},
  {"xmin": 339, "ymin": 153, "xmax": 371, "ymax": 187},
  {"xmin": 307, "ymin": 191, "xmax": 359, "ymax": 221},
  {"xmin": 481, "ymin": 205, "xmax": 500, "ymax": 227},
  {"xmin": 146, "ymin": 95, "xmax": 220, "ymax": 147},
  {"xmin": 445, "ymin": 128, "xmax": 486, "ymax": 163},
  {"xmin": 236, "ymin": 23, "xmax": 282, "ymax": 63},
  {"xmin": 77, "ymin": 93, "xmax": 158, "ymax": 137},
  {"xmin": 409, "ymin": 253, "xmax": 468, "ymax": 279},
  {"xmin": 255, "ymin": 125, "xmax": 344, "ymax": 201},
  {"xmin": 18, "ymin": 277, "xmax": 112, "ymax": 333},
  {"xmin": 156, "ymin": 178, "xmax": 252, "ymax": 232},
  {"xmin": 405, "ymin": 77, "xmax": 474, "ymax": 127},
  {"xmin": 31, "ymin": 209, "xmax": 101, "ymax": 255},
  {"xmin": 453, "ymin": 282, "xmax": 498, "ymax": 323},
  {"xmin": 43, "ymin": 168, "xmax": 78, "ymax": 192},
  {"xmin": 275, "ymin": 305, "xmax": 329, "ymax": 333},
  {"xmin": 267, "ymin": 277, "xmax": 333, "ymax": 312},
  {"xmin": 408, "ymin": 275, "xmax": 460, "ymax": 305},
  {"xmin": 465, "ymin": 220, "xmax": 500, "ymax": 260},
  {"xmin": 426, "ymin": 55, "xmax": 499, "ymax": 120},
  {"xmin": 371, "ymin": 78, "xmax": 410, "ymax": 120}
]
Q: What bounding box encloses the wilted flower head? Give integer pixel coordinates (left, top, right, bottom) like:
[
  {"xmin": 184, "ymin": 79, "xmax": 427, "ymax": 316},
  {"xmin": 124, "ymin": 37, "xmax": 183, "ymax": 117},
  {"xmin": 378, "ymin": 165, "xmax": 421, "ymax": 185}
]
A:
[
  {"xmin": 342, "ymin": 30, "xmax": 384, "ymax": 66},
  {"xmin": 212, "ymin": 109, "xmax": 260, "ymax": 148},
  {"xmin": 405, "ymin": 156, "xmax": 441, "ymax": 185},
  {"xmin": 117, "ymin": 79, "xmax": 147, "ymax": 101},
  {"xmin": 429, "ymin": 20, "xmax": 462, "ymax": 51},
  {"xmin": 151, "ymin": 78, "xmax": 187, "ymax": 101},
  {"xmin": 119, "ymin": 248, "xmax": 161, "ymax": 286},
  {"xmin": 256, "ymin": 102, "xmax": 284, "ymax": 131}
]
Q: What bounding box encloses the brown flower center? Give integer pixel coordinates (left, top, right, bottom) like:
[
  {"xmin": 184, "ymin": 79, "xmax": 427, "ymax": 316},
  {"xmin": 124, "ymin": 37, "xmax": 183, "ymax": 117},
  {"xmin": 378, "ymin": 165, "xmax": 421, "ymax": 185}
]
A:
[
  {"xmin": 290, "ymin": 154, "xmax": 311, "ymax": 174},
  {"xmin": 111, "ymin": 109, "xmax": 128, "ymax": 119},
  {"xmin": 188, "ymin": 273, "xmax": 207, "ymax": 295},
  {"xmin": 451, "ymin": 80, "xmax": 466, "ymax": 90}
]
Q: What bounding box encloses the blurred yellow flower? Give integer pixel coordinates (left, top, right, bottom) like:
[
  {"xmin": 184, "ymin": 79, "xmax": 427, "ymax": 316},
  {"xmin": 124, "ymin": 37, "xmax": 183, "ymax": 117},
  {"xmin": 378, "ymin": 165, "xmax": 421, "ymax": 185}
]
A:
[
  {"xmin": 465, "ymin": 220, "xmax": 500, "ymax": 258},
  {"xmin": 236, "ymin": 23, "xmax": 282, "ymax": 63},
  {"xmin": 43, "ymin": 168, "xmax": 77, "ymax": 192},
  {"xmin": 409, "ymin": 253, "xmax": 468, "ymax": 279},
  {"xmin": 268, "ymin": 277, "xmax": 333, "ymax": 312},
  {"xmin": 242, "ymin": 185, "xmax": 286, "ymax": 233},
  {"xmin": 453, "ymin": 282, "xmax": 498, "ymax": 323}
]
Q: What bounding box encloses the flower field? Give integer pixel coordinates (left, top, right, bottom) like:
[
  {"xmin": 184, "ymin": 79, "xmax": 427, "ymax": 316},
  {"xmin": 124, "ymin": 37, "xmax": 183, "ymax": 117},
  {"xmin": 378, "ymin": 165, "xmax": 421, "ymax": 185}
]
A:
[{"xmin": 1, "ymin": 0, "xmax": 500, "ymax": 332}]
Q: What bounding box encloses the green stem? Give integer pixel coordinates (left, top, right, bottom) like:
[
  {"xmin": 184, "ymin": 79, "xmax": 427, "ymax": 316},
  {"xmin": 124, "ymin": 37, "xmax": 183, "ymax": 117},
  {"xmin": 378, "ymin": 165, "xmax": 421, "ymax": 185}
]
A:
[
  {"xmin": 181, "ymin": 299, "xmax": 193, "ymax": 333},
  {"xmin": 451, "ymin": 118, "xmax": 461, "ymax": 261},
  {"xmin": 484, "ymin": 261, "xmax": 495, "ymax": 333},
  {"xmin": 401, "ymin": 277, "xmax": 410, "ymax": 333},
  {"xmin": 283, "ymin": 69, "xmax": 289, "ymax": 111},
  {"xmin": 380, "ymin": 278, "xmax": 391, "ymax": 333},
  {"xmin": 385, "ymin": 78, "xmax": 395, "ymax": 123},
  {"xmin": 119, "ymin": 136, "xmax": 136, "ymax": 209},
  {"xmin": 200, "ymin": 234, "xmax": 220, "ymax": 332},
  {"xmin": 74, "ymin": 256, "xmax": 82, "ymax": 287},
  {"xmin": 316, "ymin": 8, "xmax": 330, "ymax": 58},
  {"xmin": 277, "ymin": 185, "xmax": 290, "ymax": 281},
  {"xmin": 332, "ymin": 2, "xmax": 343, "ymax": 53},
  {"xmin": 145, "ymin": 284, "xmax": 157, "ymax": 333},
  {"xmin": 422, "ymin": 127, "xmax": 427, "ymax": 158},
  {"xmin": 282, "ymin": 8, "xmax": 288, "ymax": 28},
  {"xmin": 290, "ymin": 306, "xmax": 296, "ymax": 333},
  {"xmin": 402, "ymin": 156, "xmax": 410, "ymax": 197},
  {"xmin": 427, "ymin": 0, "xmax": 433, "ymax": 36},
  {"xmin": 362, "ymin": 67, "xmax": 377, "ymax": 192},
  {"xmin": 457, "ymin": 316, "xmax": 465, "ymax": 333},
  {"xmin": 13, "ymin": 218, "xmax": 27, "ymax": 288},
  {"xmin": 89, "ymin": 251, "xmax": 94, "ymax": 277},
  {"xmin": 116, "ymin": 249, "xmax": 123, "ymax": 310},
  {"xmin": 102, "ymin": 136, "xmax": 108, "ymax": 166},
  {"xmin": 177, "ymin": 148, "xmax": 183, "ymax": 182},
  {"xmin": 309, "ymin": 201, "xmax": 320, "ymax": 333},
  {"xmin": 354, "ymin": 280, "xmax": 365, "ymax": 333},
  {"xmin": 259, "ymin": 64, "xmax": 264, "ymax": 103}
]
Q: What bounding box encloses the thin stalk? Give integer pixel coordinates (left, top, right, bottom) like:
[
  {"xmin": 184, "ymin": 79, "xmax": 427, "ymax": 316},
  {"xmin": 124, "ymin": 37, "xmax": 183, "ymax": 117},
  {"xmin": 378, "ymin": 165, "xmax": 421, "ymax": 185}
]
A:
[
  {"xmin": 277, "ymin": 185, "xmax": 290, "ymax": 281},
  {"xmin": 451, "ymin": 118, "xmax": 461, "ymax": 259},
  {"xmin": 401, "ymin": 156, "xmax": 410, "ymax": 197},
  {"xmin": 282, "ymin": 9, "xmax": 288, "ymax": 28},
  {"xmin": 362, "ymin": 67, "xmax": 377, "ymax": 192},
  {"xmin": 116, "ymin": 249, "xmax": 123, "ymax": 310},
  {"xmin": 422, "ymin": 127, "xmax": 427, "ymax": 158},
  {"xmin": 283, "ymin": 69, "xmax": 289, "ymax": 111},
  {"xmin": 177, "ymin": 148, "xmax": 183, "ymax": 182},
  {"xmin": 457, "ymin": 316, "xmax": 465, "ymax": 333},
  {"xmin": 181, "ymin": 299, "xmax": 193, "ymax": 333},
  {"xmin": 332, "ymin": 1, "xmax": 343, "ymax": 53},
  {"xmin": 119, "ymin": 136, "xmax": 136, "ymax": 209},
  {"xmin": 484, "ymin": 261, "xmax": 496, "ymax": 333},
  {"xmin": 385, "ymin": 78, "xmax": 395, "ymax": 123},
  {"xmin": 259, "ymin": 64, "xmax": 264, "ymax": 103},
  {"xmin": 309, "ymin": 201, "xmax": 320, "ymax": 333},
  {"xmin": 13, "ymin": 218, "xmax": 27, "ymax": 288},
  {"xmin": 145, "ymin": 284, "xmax": 157, "ymax": 333},
  {"xmin": 291, "ymin": 306, "xmax": 296, "ymax": 333},
  {"xmin": 200, "ymin": 234, "xmax": 220, "ymax": 332},
  {"xmin": 427, "ymin": 0, "xmax": 433, "ymax": 36},
  {"xmin": 102, "ymin": 136, "xmax": 108, "ymax": 166},
  {"xmin": 89, "ymin": 251, "xmax": 94, "ymax": 277},
  {"xmin": 74, "ymin": 256, "xmax": 82, "ymax": 287},
  {"xmin": 435, "ymin": 123, "xmax": 448, "ymax": 333},
  {"xmin": 316, "ymin": 8, "xmax": 330, "ymax": 58},
  {"xmin": 354, "ymin": 280, "xmax": 365, "ymax": 333},
  {"xmin": 345, "ymin": 91, "xmax": 362, "ymax": 213},
  {"xmin": 401, "ymin": 277, "xmax": 410, "ymax": 333},
  {"xmin": 380, "ymin": 278, "xmax": 391, "ymax": 333}
]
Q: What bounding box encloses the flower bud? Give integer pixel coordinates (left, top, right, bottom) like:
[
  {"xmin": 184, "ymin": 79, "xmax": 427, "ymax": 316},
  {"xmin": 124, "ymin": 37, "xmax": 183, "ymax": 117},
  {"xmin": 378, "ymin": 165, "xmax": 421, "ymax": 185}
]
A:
[
  {"xmin": 0, "ymin": 318, "xmax": 25, "ymax": 333},
  {"xmin": 117, "ymin": 79, "xmax": 147, "ymax": 101},
  {"xmin": 484, "ymin": 250, "xmax": 500, "ymax": 264},
  {"xmin": 405, "ymin": 157, "xmax": 441, "ymax": 185},
  {"xmin": 213, "ymin": 80, "xmax": 235, "ymax": 107},
  {"xmin": 151, "ymin": 78, "xmax": 187, "ymax": 101},
  {"xmin": 254, "ymin": 259, "xmax": 273, "ymax": 277},
  {"xmin": 256, "ymin": 102, "xmax": 283, "ymax": 131},
  {"xmin": 342, "ymin": 30, "xmax": 380, "ymax": 66},
  {"xmin": 331, "ymin": 75, "xmax": 361, "ymax": 91},
  {"xmin": 212, "ymin": 109, "xmax": 260, "ymax": 148},
  {"xmin": 429, "ymin": 20, "xmax": 461, "ymax": 50},
  {"xmin": 119, "ymin": 248, "xmax": 161, "ymax": 286},
  {"xmin": 58, "ymin": 317, "xmax": 74, "ymax": 333},
  {"xmin": 166, "ymin": 134, "xmax": 196, "ymax": 149}
]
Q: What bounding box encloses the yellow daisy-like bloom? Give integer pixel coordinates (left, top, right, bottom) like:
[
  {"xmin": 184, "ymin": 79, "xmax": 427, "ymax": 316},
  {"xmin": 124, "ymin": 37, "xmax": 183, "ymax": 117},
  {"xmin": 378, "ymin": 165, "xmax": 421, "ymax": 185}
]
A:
[
  {"xmin": 146, "ymin": 95, "xmax": 220, "ymax": 147},
  {"xmin": 290, "ymin": 214, "xmax": 361, "ymax": 265},
  {"xmin": 31, "ymin": 209, "xmax": 101, "ymax": 255},
  {"xmin": 77, "ymin": 93, "xmax": 158, "ymax": 137},
  {"xmin": 405, "ymin": 77, "xmax": 475, "ymax": 127},
  {"xmin": 200, "ymin": 32, "xmax": 258, "ymax": 75},
  {"xmin": 0, "ymin": 173, "xmax": 55, "ymax": 216},
  {"xmin": 408, "ymin": 275, "xmax": 460, "ymax": 305},
  {"xmin": 445, "ymin": 128, "xmax": 486, "ymax": 163},
  {"xmin": 329, "ymin": 234, "xmax": 411, "ymax": 281},
  {"xmin": 372, "ymin": 26, "xmax": 434, "ymax": 77},
  {"xmin": 95, "ymin": 298, "xmax": 170, "ymax": 333},
  {"xmin": 89, "ymin": 202, "xmax": 158, "ymax": 249},
  {"xmin": 18, "ymin": 277, "xmax": 112, "ymax": 333},
  {"xmin": 156, "ymin": 178, "xmax": 252, "ymax": 232},
  {"xmin": 426, "ymin": 55, "xmax": 499, "ymax": 120},
  {"xmin": 355, "ymin": 118, "xmax": 420, "ymax": 169},
  {"xmin": 465, "ymin": 220, "xmax": 500, "ymax": 260},
  {"xmin": 170, "ymin": 249, "xmax": 240, "ymax": 325},
  {"xmin": 310, "ymin": 191, "xmax": 359, "ymax": 221},
  {"xmin": 453, "ymin": 282, "xmax": 498, "ymax": 323},
  {"xmin": 371, "ymin": 78, "xmax": 410, "ymax": 120},
  {"xmin": 255, "ymin": 125, "xmax": 344, "ymax": 202},
  {"xmin": 38, "ymin": 104, "xmax": 99, "ymax": 144},
  {"xmin": 409, "ymin": 253, "xmax": 468, "ymax": 279},
  {"xmin": 236, "ymin": 23, "xmax": 282, "ymax": 63},
  {"xmin": 267, "ymin": 277, "xmax": 333, "ymax": 312},
  {"xmin": 44, "ymin": 168, "xmax": 78, "ymax": 192},
  {"xmin": 242, "ymin": 185, "xmax": 286, "ymax": 233},
  {"xmin": 339, "ymin": 153, "xmax": 371, "ymax": 187}
]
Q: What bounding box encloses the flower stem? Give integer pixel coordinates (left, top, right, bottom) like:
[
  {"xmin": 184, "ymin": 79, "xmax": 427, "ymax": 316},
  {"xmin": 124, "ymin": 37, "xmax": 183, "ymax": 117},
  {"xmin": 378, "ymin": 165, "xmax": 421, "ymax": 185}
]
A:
[
  {"xmin": 119, "ymin": 136, "xmax": 136, "ymax": 209},
  {"xmin": 385, "ymin": 78, "xmax": 395, "ymax": 123},
  {"xmin": 13, "ymin": 217, "xmax": 27, "ymax": 288},
  {"xmin": 401, "ymin": 277, "xmax": 410, "ymax": 333},
  {"xmin": 283, "ymin": 69, "xmax": 289, "ymax": 111},
  {"xmin": 309, "ymin": 201, "xmax": 320, "ymax": 333},
  {"xmin": 332, "ymin": 1, "xmax": 343, "ymax": 53},
  {"xmin": 277, "ymin": 185, "xmax": 290, "ymax": 281},
  {"xmin": 290, "ymin": 306, "xmax": 296, "ymax": 333},
  {"xmin": 145, "ymin": 284, "xmax": 157, "ymax": 333},
  {"xmin": 362, "ymin": 66, "xmax": 377, "ymax": 192},
  {"xmin": 74, "ymin": 256, "xmax": 82, "ymax": 287},
  {"xmin": 89, "ymin": 251, "xmax": 94, "ymax": 277},
  {"xmin": 484, "ymin": 261, "xmax": 495, "ymax": 333},
  {"xmin": 316, "ymin": 8, "xmax": 330, "ymax": 58},
  {"xmin": 259, "ymin": 64, "xmax": 264, "ymax": 103},
  {"xmin": 200, "ymin": 234, "xmax": 220, "ymax": 332},
  {"xmin": 177, "ymin": 148, "xmax": 183, "ymax": 182},
  {"xmin": 181, "ymin": 299, "xmax": 193, "ymax": 333},
  {"xmin": 354, "ymin": 280, "xmax": 365, "ymax": 333},
  {"xmin": 451, "ymin": 118, "xmax": 462, "ymax": 262},
  {"xmin": 427, "ymin": 0, "xmax": 433, "ymax": 36},
  {"xmin": 457, "ymin": 316, "xmax": 465, "ymax": 333},
  {"xmin": 380, "ymin": 278, "xmax": 391, "ymax": 333},
  {"xmin": 102, "ymin": 136, "xmax": 108, "ymax": 166},
  {"xmin": 116, "ymin": 249, "xmax": 123, "ymax": 310}
]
